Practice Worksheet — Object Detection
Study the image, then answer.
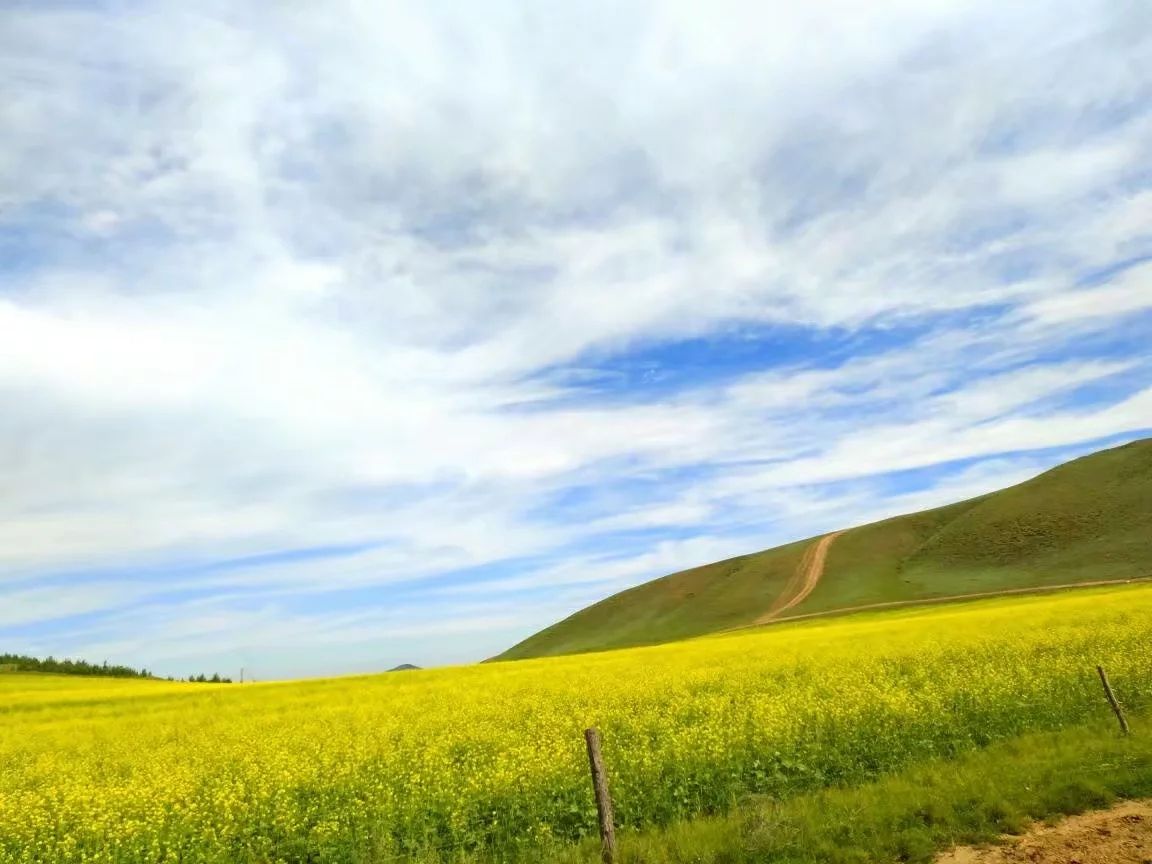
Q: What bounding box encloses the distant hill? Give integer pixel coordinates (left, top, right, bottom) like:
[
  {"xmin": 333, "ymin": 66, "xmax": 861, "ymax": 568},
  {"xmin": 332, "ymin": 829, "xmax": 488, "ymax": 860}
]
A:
[
  {"xmin": 388, "ymin": 663, "xmax": 421, "ymax": 672},
  {"xmin": 497, "ymin": 437, "xmax": 1152, "ymax": 660}
]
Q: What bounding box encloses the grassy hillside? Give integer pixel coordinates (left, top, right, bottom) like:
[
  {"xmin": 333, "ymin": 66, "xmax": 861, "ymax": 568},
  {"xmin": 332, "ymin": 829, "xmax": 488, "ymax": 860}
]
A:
[
  {"xmin": 499, "ymin": 437, "xmax": 1152, "ymax": 660},
  {"xmin": 499, "ymin": 537, "xmax": 811, "ymax": 659}
]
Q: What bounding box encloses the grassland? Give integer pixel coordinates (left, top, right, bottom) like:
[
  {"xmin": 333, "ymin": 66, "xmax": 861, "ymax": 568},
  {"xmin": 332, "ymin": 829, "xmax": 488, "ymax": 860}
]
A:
[
  {"xmin": 558, "ymin": 714, "xmax": 1152, "ymax": 864},
  {"xmin": 2, "ymin": 585, "xmax": 1152, "ymax": 863},
  {"xmin": 499, "ymin": 436, "xmax": 1152, "ymax": 660}
]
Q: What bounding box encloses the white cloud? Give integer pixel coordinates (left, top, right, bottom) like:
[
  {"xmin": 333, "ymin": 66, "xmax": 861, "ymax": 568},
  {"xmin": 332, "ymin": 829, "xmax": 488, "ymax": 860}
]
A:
[
  {"xmin": 1023, "ymin": 262, "xmax": 1152, "ymax": 325},
  {"xmin": 0, "ymin": 0, "xmax": 1150, "ymax": 675}
]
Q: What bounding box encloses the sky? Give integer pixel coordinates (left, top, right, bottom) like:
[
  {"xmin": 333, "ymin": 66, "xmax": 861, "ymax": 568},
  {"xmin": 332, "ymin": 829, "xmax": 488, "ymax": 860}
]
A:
[{"xmin": 1, "ymin": 0, "xmax": 1150, "ymax": 680}]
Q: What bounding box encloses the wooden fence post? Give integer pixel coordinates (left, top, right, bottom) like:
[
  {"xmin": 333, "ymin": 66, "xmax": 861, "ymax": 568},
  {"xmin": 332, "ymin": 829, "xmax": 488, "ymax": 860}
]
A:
[
  {"xmin": 1097, "ymin": 665, "xmax": 1130, "ymax": 735},
  {"xmin": 584, "ymin": 727, "xmax": 617, "ymax": 864}
]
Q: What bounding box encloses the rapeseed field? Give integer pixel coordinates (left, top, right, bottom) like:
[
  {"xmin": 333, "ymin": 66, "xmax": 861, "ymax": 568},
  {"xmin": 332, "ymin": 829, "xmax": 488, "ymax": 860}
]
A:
[{"xmin": 2, "ymin": 585, "xmax": 1150, "ymax": 863}]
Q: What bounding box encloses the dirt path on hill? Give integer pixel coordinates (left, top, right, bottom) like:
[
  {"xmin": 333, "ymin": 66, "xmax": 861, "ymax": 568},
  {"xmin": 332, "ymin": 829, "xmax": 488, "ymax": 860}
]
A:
[
  {"xmin": 937, "ymin": 800, "xmax": 1152, "ymax": 864},
  {"xmin": 755, "ymin": 531, "xmax": 844, "ymax": 624}
]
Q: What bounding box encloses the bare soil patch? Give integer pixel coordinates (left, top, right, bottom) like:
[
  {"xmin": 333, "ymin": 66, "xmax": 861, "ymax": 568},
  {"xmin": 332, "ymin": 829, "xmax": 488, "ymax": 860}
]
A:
[
  {"xmin": 755, "ymin": 530, "xmax": 843, "ymax": 624},
  {"xmin": 938, "ymin": 801, "xmax": 1152, "ymax": 864}
]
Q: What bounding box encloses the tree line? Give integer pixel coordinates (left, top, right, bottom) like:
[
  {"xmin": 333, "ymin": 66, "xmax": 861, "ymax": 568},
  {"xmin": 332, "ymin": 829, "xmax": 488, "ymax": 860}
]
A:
[{"xmin": 0, "ymin": 653, "xmax": 232, "ymax": 683}]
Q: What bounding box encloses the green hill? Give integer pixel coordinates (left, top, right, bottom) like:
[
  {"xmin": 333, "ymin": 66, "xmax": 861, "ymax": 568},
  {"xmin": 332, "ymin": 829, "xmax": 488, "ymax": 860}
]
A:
[{"xmin": 498, "ymin": 437, "xmax": 1152, "ymax": 660}]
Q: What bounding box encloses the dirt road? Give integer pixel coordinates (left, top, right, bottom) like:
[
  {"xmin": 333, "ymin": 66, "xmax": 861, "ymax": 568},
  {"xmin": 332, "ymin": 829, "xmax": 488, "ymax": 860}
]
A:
[
  {"xmin": 755, "ymin": 530, "xmax": 844, "ymax": 624},
  {"xmin": 937, "ymin": 800, "xmax": 1152, "ymax": 864}
]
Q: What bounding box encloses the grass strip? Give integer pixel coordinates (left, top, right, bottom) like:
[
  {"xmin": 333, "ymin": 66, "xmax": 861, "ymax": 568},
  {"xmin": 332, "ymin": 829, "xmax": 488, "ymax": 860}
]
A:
[{"xmin": 531, "ymin": 713, "xmax": 1152, "ymax": 864}]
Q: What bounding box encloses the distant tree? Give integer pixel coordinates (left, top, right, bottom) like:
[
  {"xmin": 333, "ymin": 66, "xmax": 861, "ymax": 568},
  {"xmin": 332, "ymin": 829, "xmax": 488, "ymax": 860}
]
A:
[
  {"xmin": 0, "ymin": 653, "xmax": 149, "ymax": 679},
  {"xmin": 0, "ymin": 653, "xmax": 235, "ymax": 683}
]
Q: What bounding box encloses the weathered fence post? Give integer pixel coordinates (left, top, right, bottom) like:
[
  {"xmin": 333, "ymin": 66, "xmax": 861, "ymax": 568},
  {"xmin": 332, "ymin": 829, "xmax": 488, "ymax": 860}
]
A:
[
  {"xmin": 584, "ymin": 727, "xmax": 617, "ymax": 864},
  {"xmin": 1097, "ymin": 665, "xmax": 1130, "ymax": 735}
]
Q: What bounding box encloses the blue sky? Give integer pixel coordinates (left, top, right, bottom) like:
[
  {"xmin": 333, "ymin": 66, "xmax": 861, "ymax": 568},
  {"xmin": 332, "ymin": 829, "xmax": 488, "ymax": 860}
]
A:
[{"xmin": 1, "ymin": 0, "xmax": 1150, "ymax": 679}]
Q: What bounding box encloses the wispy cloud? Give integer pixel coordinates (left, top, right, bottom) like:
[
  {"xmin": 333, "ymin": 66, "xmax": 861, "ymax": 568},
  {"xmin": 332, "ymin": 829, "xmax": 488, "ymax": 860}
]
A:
[{"xmin": 1, "ymin": 0, "xmax": 1150, "ymax": 676}]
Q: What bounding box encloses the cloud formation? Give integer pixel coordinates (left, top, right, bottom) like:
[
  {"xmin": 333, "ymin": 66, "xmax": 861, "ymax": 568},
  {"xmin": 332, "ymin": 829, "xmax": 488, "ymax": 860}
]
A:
[{"xmin": 1, "ymin": 0, "xmax": 1150, "ymax": 676}]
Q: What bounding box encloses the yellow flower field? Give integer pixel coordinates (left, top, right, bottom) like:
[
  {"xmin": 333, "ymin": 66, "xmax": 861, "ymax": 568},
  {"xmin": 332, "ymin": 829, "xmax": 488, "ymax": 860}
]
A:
[{"xmin": 2, "ymin": 585, "xmax": 1151, "ymax": 863}]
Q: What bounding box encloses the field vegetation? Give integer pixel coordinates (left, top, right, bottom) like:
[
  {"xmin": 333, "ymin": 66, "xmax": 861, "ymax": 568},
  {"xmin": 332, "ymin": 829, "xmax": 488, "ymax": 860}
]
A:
[
  {"xmin": 569, "ymin": 713, "xmax": 1152, "ymax": 863},
  {"xmin": 2, "ymin": 585, "xmax": 1151, "ymax": 863}
]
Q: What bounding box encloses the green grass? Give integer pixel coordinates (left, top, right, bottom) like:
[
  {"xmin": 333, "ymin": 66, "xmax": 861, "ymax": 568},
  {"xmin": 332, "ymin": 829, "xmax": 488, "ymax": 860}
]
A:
[
  {"xmin": 809, "ymin": 436, "xmax": 1152, "ymax": 613},
  {"xmin": 499, "ymin": 437, "xmax": 1152, "ymax": 660},
  {"xmin": 497, "ymin": 537, "xmax": 810, "ymax": 658},
  {"xmin": 526, "ymin": 715, "xmax": 1152, "ymax": 864}
]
